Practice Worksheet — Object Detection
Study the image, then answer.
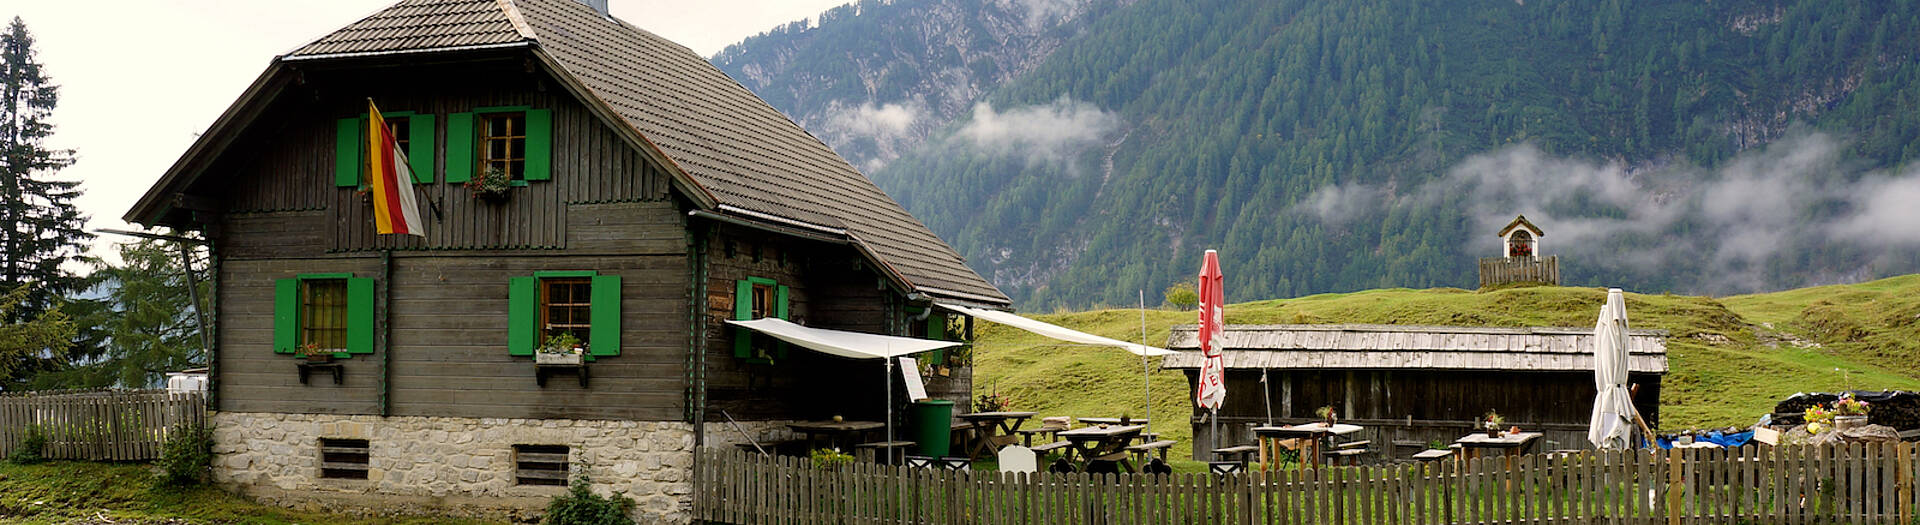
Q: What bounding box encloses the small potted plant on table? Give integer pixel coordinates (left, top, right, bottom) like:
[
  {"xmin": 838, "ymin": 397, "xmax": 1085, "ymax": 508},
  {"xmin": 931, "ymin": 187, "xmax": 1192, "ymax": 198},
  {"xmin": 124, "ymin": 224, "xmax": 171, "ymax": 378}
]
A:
[
  {"xmin": 535, "ymin": 333, "xmax": 586, "ymax": 366},
  {"xmin": 1482, "ymin": 410, "xmax": 1506, "ymax": 438}
]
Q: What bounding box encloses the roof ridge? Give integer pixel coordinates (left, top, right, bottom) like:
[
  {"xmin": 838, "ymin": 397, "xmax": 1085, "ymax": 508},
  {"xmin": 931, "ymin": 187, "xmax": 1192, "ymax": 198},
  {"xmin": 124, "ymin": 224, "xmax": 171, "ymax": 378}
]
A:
[
  {"xmin": 496, "ymin": 0, "xmax": 539, "ymax": 41},
  {"xmin": 277, "ymin": 1, "xmax": 400, "ymax": 58}
]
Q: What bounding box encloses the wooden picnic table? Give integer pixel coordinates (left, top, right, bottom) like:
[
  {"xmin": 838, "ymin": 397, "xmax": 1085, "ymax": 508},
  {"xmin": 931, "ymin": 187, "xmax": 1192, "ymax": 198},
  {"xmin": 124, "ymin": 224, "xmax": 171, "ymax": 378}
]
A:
[
  {"xmin": 1057, "ymin": 424, "xmax": 1145, "ymax": 473},
  {"xmin": 1453, "ymin": 431, "xmax": 1543, "ymax": 460},
  {"xmin": 956, "ymin": 411, "xmax": 1037, "ymax": 459},
  {"xmin": 787, "ymin": 420, "xmax": 884, "ymax": 451},
  {"xmin": 1252, "ymin": 422, "xmax": 1364, "ymax": 471},
  {"xmin": 1076, "ymin": 417, "xmax": 1147, "ymax": 426}
]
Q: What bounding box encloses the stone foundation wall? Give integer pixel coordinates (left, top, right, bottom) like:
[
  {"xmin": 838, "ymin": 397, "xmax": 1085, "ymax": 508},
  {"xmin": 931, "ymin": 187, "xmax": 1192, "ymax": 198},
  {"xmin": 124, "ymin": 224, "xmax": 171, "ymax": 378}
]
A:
[{"xmin": 211, "ymin": 412, "xmax": 801, "ymax": 523}]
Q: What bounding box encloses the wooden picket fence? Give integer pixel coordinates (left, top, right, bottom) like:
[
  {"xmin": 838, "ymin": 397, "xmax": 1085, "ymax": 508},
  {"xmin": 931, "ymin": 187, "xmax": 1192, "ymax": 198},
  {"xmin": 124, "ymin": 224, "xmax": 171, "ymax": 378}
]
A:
[
  {"xmin": 0, "ymin": 388, "xmax": 207, "ymax": 461},
  {"xmin": 694, "ymin": 443, "xmax": 1919, "ymax": 524},
  {"xmin": 1479, "ymin": 255, "xmax": 1561, "ymax": 288}
]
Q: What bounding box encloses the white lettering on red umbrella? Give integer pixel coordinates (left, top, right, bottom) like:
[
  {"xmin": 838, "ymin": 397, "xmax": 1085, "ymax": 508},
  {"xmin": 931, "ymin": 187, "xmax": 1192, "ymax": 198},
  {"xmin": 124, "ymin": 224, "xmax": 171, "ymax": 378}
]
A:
[{"xmin": 1196, "ymin": 250, "xmax": 1227, "ymax": 410}]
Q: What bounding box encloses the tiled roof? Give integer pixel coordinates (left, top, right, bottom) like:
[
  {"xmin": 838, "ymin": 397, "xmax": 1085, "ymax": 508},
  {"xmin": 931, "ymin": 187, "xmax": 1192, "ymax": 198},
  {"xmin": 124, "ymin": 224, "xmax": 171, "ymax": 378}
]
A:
[
  {"xmin": 283, "ymin": 0, "xmax": 1010, "ymax": 305},
  {"xmin": 286, "ymin": 0, "xmax": 528, "ymax": 57}
]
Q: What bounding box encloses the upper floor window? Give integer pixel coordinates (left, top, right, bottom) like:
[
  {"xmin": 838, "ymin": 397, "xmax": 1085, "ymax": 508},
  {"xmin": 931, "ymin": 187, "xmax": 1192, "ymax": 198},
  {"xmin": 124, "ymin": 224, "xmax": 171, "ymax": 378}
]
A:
[
  {"xmin": 482, "ymin": 112, "xmax": 527, "ymax": 181},
  {"xmin": 388, "ymin": 118, "xmax": 411, "ymax": 154}
]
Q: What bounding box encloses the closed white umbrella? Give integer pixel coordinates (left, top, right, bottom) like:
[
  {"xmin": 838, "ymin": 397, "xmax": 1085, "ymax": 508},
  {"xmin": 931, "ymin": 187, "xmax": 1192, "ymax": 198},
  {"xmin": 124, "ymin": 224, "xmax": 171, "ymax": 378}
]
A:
[{"xmin": 1587, "ymin": 288, "xmax": 1638, "ymax": 449}]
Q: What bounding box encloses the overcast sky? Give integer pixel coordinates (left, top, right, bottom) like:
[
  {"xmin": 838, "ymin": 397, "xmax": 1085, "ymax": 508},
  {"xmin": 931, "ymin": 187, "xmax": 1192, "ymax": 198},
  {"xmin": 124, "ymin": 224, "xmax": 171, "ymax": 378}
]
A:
[{"xmin": 5, "ymin": 0, "xmax": 850, "ymax": 262}]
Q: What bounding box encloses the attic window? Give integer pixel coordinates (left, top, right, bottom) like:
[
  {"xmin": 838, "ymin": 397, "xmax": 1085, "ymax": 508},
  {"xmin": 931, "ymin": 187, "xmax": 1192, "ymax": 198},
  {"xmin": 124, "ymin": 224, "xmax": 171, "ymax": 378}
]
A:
[{"xmin": 482, "ymin": 112, "xmax": 527, "ymax": 181}]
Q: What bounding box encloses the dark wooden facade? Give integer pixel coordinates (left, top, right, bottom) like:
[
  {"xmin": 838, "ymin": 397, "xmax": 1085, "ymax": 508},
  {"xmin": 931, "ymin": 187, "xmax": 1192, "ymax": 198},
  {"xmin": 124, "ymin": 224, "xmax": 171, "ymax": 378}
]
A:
[
  {"xmin": 1184, "ymin": 369, "xmax": 1662, "ymax": 461},
  {"xmin": 190, "ymin": 56, "xmax": 967, "ymax": 424}
]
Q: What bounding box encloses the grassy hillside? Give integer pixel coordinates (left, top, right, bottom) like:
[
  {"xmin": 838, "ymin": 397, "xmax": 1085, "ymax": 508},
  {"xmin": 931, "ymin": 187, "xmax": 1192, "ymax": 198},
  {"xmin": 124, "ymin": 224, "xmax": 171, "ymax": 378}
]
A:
[{"xmin": 973, "ymin": 278, "xmax": 1920, "ymax": 459}]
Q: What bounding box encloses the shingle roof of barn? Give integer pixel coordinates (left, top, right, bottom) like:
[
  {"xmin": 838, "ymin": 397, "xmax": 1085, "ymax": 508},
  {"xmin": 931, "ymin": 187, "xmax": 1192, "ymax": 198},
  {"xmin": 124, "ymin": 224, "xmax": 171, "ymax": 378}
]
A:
[{"xmin": 1162, "ymin": 324, "xmax": 1668, "ymax": 373}]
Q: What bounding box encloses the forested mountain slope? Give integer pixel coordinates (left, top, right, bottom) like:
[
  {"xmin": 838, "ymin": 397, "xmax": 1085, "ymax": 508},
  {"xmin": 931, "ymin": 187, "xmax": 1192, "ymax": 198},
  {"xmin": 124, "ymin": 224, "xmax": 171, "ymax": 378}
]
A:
[
  {"xmin": 712, "ymin": 0, "xmax": 1128, "ymax": 172},
  {"xmin": 721, "ymin": 0, "xmax": 1920, "ymax": 310}
]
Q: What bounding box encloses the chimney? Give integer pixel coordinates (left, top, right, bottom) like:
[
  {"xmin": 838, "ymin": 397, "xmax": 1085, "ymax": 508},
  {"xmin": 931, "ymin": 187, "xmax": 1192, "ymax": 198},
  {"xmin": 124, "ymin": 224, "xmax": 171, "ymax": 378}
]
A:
[{"xmin": 575, "ymin": 0, "xmax": 610, "ymax": 16}]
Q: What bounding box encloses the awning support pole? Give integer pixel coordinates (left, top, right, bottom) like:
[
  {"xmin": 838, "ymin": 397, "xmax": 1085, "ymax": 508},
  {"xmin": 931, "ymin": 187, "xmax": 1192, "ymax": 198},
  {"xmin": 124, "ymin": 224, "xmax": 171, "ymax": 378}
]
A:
[{"xmin": 885, "ymin": 353, "xmax": 894, "ymax": 466}]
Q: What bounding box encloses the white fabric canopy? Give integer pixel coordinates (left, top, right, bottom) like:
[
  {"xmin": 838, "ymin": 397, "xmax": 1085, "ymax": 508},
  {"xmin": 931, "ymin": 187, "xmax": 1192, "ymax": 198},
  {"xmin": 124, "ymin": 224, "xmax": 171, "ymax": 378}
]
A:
[
  {"xmin": 1588, "ymin": 288, "xmax": 1638, "ymax": 449},
  {"xmin": 938, "ymin": 304, "xmax": 1175, "ymax": 356},
  {"xmin": 725, "ymin": 318, "xmax": 961, "ymax": 360}
]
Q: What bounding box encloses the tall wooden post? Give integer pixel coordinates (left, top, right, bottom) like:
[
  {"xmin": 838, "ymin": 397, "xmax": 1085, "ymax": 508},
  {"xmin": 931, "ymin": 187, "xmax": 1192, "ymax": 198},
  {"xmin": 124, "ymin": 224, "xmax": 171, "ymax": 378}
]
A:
[{"xmin": 1667, "ymin": 448, "xmax": 1683, "ymax": 525}]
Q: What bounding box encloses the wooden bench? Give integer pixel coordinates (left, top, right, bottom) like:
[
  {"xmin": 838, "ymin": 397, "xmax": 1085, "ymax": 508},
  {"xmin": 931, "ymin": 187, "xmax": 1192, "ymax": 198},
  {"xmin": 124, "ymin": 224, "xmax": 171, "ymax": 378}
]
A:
[
  {"xmin": 1412, "ymin": 448, "xmax": 1455, "ymax": 461},
  {"xmin": 1212, "ymin": 444, "xmax": 1261, "ymax": 464},
  {"xmin": 1016, "ymin": 426, "xmax": 1065, "ymax": 446},
  {"xmin": 1323, "ymin": 448, "xmax": 1367, "ymax": 466},
  {"xmin": 1335, "ymin": 440, "xmax": 1370, "ymax": 450},
  {"xmin": 1030, "ymin": 440, "xmax": 1072, "ymax": 455},
  {"xmin": 949, "ymin": 422, "xmax": 976, "ymax": 453},
  {"xmin": 734, "ymin": 439, "xmax": 800, "ymax": 456},
  {"xmin": 854, "ymin": 441, "xmax": 916, "ymax": 464},
  {"xmin": 1126, "ymin": 440, "xmax": 1178, "ymax": 462}
]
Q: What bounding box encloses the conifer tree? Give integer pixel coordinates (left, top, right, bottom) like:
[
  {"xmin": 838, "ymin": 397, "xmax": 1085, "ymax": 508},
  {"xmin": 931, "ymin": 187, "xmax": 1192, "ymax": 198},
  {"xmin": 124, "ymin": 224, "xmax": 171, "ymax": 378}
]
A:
[{"xmin": 0, "ymin": 17, "xmax": 90, "ymax": 321}]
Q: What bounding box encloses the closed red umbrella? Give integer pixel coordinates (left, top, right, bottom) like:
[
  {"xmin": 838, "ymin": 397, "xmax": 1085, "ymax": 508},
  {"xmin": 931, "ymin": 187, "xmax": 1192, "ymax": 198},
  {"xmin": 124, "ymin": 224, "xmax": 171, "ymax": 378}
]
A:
[{"xmin": 1197, "ymin": 250, "xmax": 1227, "ymax": 456}]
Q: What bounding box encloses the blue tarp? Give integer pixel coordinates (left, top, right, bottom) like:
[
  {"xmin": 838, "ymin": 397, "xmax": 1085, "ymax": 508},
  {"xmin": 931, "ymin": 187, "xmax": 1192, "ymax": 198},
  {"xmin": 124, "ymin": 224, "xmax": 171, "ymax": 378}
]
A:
[{"xmin": 1655, "ymin": 430, "xmax": 1753, "ymax": 449}]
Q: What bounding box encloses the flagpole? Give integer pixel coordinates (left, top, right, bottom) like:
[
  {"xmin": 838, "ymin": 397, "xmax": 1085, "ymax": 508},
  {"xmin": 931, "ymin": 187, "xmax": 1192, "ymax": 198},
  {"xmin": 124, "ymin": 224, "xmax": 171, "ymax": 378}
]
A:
[{"xmin": 1140, "ymin": 289, "xmax": 1152, "ymax": 437}]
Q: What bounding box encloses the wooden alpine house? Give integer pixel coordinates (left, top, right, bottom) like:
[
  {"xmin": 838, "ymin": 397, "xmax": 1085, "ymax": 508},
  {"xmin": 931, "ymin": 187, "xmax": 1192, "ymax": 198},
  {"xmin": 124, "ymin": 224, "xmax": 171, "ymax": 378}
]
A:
[{"xmin": 122, "ymin": 0, "xmax": 1010, "ymax": 521}]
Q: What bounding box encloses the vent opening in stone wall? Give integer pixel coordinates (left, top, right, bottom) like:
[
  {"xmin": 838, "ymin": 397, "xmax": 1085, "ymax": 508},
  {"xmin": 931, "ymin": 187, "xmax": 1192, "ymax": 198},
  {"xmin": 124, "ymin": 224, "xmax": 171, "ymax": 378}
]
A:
[
  {"xmin": 514, "ymin": 444, "xmax": 571, "ymax": 486},
  {"xmin": 317, "ymin": 438, "xmax": 370, "ymax": 480}
]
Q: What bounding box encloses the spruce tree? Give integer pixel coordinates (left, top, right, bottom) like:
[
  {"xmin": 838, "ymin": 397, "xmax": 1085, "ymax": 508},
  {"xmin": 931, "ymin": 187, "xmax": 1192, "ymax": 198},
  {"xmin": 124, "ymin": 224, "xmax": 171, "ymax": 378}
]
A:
[{"xmin": 0, "ymin": 17, "xmax": 90, "ymax": 321}]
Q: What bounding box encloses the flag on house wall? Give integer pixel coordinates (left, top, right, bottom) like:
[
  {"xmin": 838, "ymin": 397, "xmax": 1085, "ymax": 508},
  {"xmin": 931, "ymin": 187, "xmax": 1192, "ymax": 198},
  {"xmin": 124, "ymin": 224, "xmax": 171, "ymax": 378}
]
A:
[{"xmin": 367, "ymin": 99, "xmax": 425, "ymax": 236}]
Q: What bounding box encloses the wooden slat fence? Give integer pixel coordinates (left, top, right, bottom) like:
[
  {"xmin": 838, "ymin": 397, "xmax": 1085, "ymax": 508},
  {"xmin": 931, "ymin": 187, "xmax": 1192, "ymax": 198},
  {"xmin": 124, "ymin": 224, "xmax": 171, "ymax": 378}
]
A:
[
  {"xmin": 1479, "ymin": 255, "xmax": 1560, "ymax": 288},
  {"xmin": 695, "ymin": 443, "xmax": 1920, "ymax": 524},
  {"xmin": 0, "ymin": 388, "xmax": 207, "ymax": 461}
]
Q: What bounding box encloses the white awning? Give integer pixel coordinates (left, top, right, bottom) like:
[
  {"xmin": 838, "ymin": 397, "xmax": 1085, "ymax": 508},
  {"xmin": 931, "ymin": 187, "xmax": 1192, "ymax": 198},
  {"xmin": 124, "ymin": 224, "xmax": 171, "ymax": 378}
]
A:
[
  {"xmin": 725, "ymin": 318, "xmax": 961, "ymax": 360},
  {"xmin": 938, "ymin": 303, "xmax": 1175, "ymax": 356}
]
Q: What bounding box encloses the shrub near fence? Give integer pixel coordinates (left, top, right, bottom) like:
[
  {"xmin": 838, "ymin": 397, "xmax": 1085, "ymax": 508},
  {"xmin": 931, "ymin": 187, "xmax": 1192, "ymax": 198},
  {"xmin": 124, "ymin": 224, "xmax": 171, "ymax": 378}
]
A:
[
  {"xmin": 0, "ymin": 388, "xmax": 207, "ymax": 462},
  {"xmin": 694, "ymin": 443, "xmax": 1920, "ymax": 524}
]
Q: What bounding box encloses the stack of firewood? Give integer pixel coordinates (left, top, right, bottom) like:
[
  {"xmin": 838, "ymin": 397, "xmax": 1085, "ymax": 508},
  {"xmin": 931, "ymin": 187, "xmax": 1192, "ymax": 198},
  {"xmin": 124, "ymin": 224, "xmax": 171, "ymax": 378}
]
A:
[{"xmin": 1771, "ymin": 391, "xmax": 1920, "ymax": 430}]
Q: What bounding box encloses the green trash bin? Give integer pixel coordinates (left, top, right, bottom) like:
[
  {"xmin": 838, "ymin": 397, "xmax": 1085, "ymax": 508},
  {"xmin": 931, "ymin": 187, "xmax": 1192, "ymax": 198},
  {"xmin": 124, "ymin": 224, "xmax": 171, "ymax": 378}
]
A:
[{"xmin": 909, "ymin": 399, "xmax": 955, "ymax": 457}]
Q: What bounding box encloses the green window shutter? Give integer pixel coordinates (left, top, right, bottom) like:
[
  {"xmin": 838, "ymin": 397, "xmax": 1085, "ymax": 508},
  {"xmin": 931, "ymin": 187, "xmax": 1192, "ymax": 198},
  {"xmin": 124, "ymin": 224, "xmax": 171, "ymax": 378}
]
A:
[
  {"xmin": 524, "ymin": 108, "xmax": 552, "ymax": 181},
  {"xmin": 732, "ymin": 279, "xmax": 753, "ymax": 358},
  {"xmin": 334, "ymin": 118, "xmax": 360, "ymax": 187},
  {"xmin": 273, "ymin": 278, "xmax": 299, "ymax": 353},
  {"xmin": 508, "ymin": 276, "xmax": 537, "ymax": 356},
  {"xmin": 926, "ymin": 312, "xmax": 945, "ymax": 364},
  {"xmin": 346, "ymin": 277, "xmax": 375, "ymax": 354},
  {"xmin": 589, "ymin": 275, "xmax": 621, "ymax": 357},
  {"xmin": 445, "ymin": 112, "xmax": 475, "ymax": 183},
  {"xmin": 408, "ymin": 114, "xmax": 435, "ymax": 183}
]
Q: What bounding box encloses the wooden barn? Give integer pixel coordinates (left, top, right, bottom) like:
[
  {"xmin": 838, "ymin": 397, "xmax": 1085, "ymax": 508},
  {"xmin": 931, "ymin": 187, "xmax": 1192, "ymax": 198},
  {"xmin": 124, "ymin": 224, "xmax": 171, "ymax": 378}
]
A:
[
  {"xmin": 1164, "ymin": 324, "xmax": 1667, "ymax": 462},
  {"xmin": 121, "ymin": 0, "xmax": 1009, "ymax": 521}
]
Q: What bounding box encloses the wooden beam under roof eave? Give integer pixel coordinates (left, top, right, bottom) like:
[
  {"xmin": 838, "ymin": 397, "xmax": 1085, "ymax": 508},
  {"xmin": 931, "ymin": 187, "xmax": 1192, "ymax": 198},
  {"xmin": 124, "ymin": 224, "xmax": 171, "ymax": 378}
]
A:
[{"xmin": 125, "ymin": 63, "xmax": 290, "ymax": 227}]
